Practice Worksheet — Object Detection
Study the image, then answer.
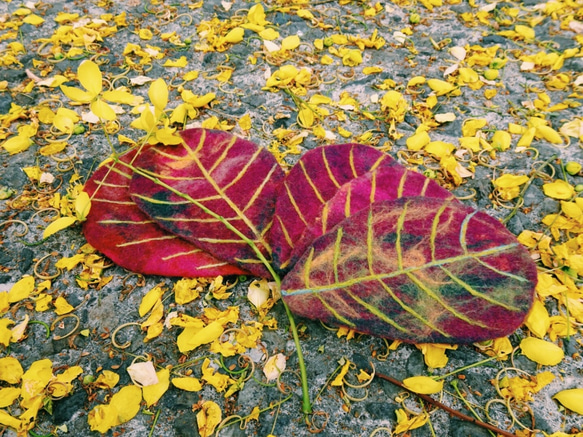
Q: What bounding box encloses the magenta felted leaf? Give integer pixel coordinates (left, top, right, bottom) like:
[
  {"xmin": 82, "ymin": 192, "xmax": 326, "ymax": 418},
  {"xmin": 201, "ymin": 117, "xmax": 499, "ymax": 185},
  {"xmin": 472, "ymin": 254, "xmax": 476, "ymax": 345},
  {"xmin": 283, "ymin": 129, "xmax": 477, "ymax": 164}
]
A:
[
  {"xmin": 129, "ymin": 128, "xmax": 285, "ymax": 278},
  {"xmin": 269, "ymin": 143, "xmax": 453, "ymax": 273},
  {"xmin": 83, "ymin": 148, "xmax": 247, "ymax": 277},
  {"xmin": 281, "ymin": 197, "xmax": 537, "ymax": 344}
]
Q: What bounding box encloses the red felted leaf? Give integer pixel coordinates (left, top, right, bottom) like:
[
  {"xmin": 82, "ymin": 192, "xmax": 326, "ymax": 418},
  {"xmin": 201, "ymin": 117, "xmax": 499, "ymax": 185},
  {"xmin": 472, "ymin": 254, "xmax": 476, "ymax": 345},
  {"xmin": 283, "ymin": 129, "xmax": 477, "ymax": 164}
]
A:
[
  {"xmin": 269, "ymin": 143, "xmax": 453, "ymax": 273},
  {"xmin": 281, "ymin": 197, "xmax": 537, "ymax": 344},
  {"xmin": 129, "ymin": 128, "xmax": 285, "ymax": 278},
  {"xmin": 83, "ymin": 148, "xmax": 246, "ymax": 277}
]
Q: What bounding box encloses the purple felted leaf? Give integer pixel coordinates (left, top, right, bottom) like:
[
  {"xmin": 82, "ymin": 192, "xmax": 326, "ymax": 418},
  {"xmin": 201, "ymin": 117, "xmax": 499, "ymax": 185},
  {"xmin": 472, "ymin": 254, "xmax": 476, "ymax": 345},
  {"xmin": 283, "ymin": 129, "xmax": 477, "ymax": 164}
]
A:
[
  {"xmin": 269, "ymin": 143, "xmax": 453, "ymax": 273},
  {"xmin": 129, "ymin": 128, "xmax": 285, "ymax": 278},
  {"xmin": 83, "ymin": 148, "xmax": 247, "ymax": 277},
  {"xmin": 281, "ymin": 197, "xmax": 537, "ymax": 344},
  {"xmin": 269, "ymin": 144, "xmax": 389, "ymax": 272}
]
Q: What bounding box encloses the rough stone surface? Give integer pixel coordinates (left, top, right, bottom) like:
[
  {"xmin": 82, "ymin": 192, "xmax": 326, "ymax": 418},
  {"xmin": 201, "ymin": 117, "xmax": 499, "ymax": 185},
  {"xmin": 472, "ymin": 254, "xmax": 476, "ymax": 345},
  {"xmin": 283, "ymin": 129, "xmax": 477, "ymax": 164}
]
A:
[{"xmin": 1, "ymin": 0, "xmax": 582, "ymax": 436}]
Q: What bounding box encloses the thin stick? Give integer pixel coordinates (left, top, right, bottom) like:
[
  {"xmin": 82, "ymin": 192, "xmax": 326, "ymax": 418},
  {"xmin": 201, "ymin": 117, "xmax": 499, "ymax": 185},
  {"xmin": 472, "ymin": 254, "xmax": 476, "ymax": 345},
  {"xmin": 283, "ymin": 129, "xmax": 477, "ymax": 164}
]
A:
[{"xmin": 373, "ymin": 371, "xmax": 516, "ymax": 437}]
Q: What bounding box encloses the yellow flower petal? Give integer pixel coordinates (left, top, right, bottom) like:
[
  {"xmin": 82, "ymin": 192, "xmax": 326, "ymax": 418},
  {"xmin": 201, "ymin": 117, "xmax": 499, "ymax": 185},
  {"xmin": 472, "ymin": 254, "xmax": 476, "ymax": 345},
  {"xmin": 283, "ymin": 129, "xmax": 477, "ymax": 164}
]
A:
[
  {"xmin": 143, "ymin": 368, "xmax": 170, "ymax": 407},
  {"xmin": 177, "ymin": 321, "xmax": 224, "ymax": 353},
  {"xmin": 542, "ymin": 180, "xmax": 575, "ymax": 200},
  {"xmin": 8, "ymin": 276, "xmax": 34, "ymax": 303},
  {"xmin": 406, "ymin": 131, "xmax": 431, "ymax": 151},
  {"xmin": 517, "ymin": 127, "xmax": 536, "ymax": 147},
  {"xmin": 163, "ymin": 56, "xmax": 188, "ymax": 68},
  {"xmin": 0, "ymin": 387, "xmax": 21, "ymax": 408},
  {"xmin": 2, "ymin": 134, "xmax": 33, "ymax": 155},
  {"xmin": 102, "ymin": 89, "xmax": 137, "ymax": 105},
  {"xmin": 0, "ymin": 410, "xmax": 24, "ymax": 433},
  {"xmin": 524, "ymin": 300, "xmax": 550, "ymax": 338},
  {"xmin": 521, "ymin": 337, "xmax": 564, "ymax": 365},
  {"xmin": 416, "ymin": 343, "xmax": 456, "ymax": 368},
  {"xmin": 0, "ymin": 357, "xmax": 23, "ymax": 384},
  {"xmin": 23, "ymin": 14, "xmax": 44, "ymax": 26},
  {"xmin": 331, "ymin": 360, "xmax": 351, "ymax": 386},
  {"xmin": 138, "ymin": 28, "xmax": 153, "ymax": 40},
  {"xmin": 139, "ymin": 284, "xmax": 165, "ymax": 317},
  {"xmin": 43, "ymin": 216, "xmax": 77, "ymax": 239},
  {"xmin": 553, "ymin": 388, "xmax": 583, "ymax": 415},
  {"xmin": 75, "ymin": 191, "xmax": 91, "ymax": 220},
  {"xmin": 403, "ymin": 376, "xmax": 444, "ymax": 394},
  {"xmin": 427, "ymin": 78, "xmax": 455, "ymax": 95},
  {"xmin": 298, "ymin": 106, "xmax": 314, "ymax": 127},
  {"xmin": 536, "ymin": 125, "xmax": 563, "ymax": 144},
  {"xmin": 224, "ymin": 27, "xmax": 245, "ymax": 43},
  {"xmin": 94, "ymin": 370, "xmax": 119, "ymax": 389},
  {"xmin": 491, "ymin": 130, "xmax": 511, "ymax": 151},
  {"xmin": 173, "ymin": 278, "xmax": 202, "ymax": 305},
  {"xmin": 259, "ymin": 28, "xmax": 279, "ymax": 41},
  {"xmin": 197, "ymin": 401, "xmax": 222, "ymax": 437},
  {"xmin": 461, "ymin": 118, "xmax": 487, "ymax": 137},
  {"xmin": 54, "ymin": 296, "xmax": 74, "ymax": 315},
  {"xmin": 281, "ymin": 35, "xmax": 300, "ymax": 51},
  {"xmin": 171, "ymin": 376, "xmax": 203, "ymax": 392},
  {"xmin": 0, "ymin": 320, "xmax": 13, "ymax": 346},
  {"xmin": 149, "ymin": 78, "xmax": 169, "ymax": 112},
  {"xmin": 110, "ymin": 385, "xmax": 142, "ymax": 424},
  {"xmin": 78, "ymin": 60, "xmax": 102, "ymax": 97},
  {"xmin": 21, "ymin": 359, "xmax": 53, "ymax": 407},
  {"xmin": 60, "ymin": 85, "xmax": 94, "ymax": 103},
  {"xmin": 248, "ymin": 3, "xmax": 269, "ymax": 26}
]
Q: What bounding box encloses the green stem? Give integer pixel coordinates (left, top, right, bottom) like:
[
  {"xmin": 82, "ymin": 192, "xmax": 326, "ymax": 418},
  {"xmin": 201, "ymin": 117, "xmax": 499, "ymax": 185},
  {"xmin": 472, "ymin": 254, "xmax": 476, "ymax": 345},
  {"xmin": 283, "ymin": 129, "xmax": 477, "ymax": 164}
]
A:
[
  {"xmin": 283, "ymin": 300, "xmax": 312, "ymax": 415},
  {"xmin": 148, "ymin": 409, "xmax": 161, "ymax": 437},
  {"xmin": 434, "ymin": 355, "xmax": 499, "ymax": 380}
]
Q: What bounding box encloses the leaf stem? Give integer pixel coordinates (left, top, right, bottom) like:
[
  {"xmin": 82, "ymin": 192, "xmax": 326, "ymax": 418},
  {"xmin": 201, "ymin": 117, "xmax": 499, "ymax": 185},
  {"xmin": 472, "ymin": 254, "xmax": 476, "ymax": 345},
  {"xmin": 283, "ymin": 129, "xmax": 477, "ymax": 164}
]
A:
[
  {"xmin": 434, "ymin": 355, "xmax": 499, "ymax": 380},
  {"xmin": 148, "ymin": 409, "xmax": 161, "ymax": 437},
  {"xmin": 282, "ymin": 299, "xmax": 312, "ymax": 415},
  {"xmin": 115, "ymin": 150, "xmax": 313, "ymax": 418}
]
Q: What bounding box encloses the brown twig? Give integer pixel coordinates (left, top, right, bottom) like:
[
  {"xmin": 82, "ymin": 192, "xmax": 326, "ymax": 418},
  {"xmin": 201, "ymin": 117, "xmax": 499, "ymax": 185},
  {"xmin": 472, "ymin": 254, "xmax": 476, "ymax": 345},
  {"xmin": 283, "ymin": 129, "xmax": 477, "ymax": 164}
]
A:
[{"xmin": 374, "ymin": 370, "xmax": 516, "ymax": 437}]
